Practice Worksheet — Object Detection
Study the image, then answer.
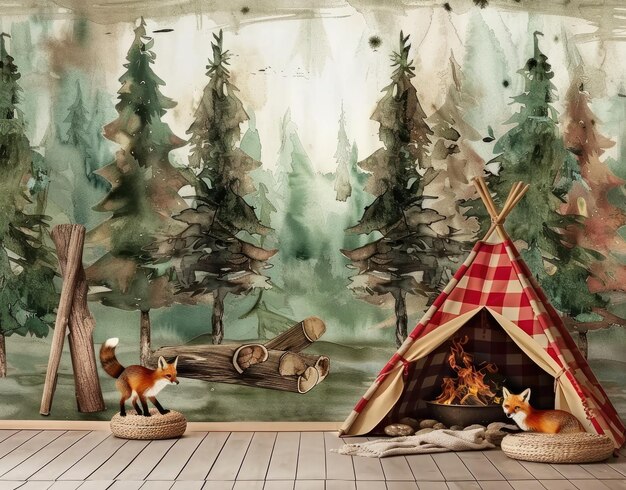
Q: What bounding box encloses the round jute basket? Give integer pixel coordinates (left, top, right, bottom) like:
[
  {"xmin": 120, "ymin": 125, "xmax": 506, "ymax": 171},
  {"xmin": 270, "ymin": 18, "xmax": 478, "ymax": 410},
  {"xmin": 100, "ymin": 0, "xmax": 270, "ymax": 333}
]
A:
[
  {"xmin": 501, "ymin": 432, "xmax": 614, "ymax": 464},
  {"xmin": 110, "ymin": 409, "xmax": 187, "ymax": 440}
]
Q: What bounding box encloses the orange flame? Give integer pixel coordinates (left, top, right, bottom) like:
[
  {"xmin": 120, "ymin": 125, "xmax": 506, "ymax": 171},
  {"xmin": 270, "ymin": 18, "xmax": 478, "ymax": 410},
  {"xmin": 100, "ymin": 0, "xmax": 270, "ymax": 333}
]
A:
[{"xmin": 434, "ymin": 336, "xmax": 500, "ymax": 406}]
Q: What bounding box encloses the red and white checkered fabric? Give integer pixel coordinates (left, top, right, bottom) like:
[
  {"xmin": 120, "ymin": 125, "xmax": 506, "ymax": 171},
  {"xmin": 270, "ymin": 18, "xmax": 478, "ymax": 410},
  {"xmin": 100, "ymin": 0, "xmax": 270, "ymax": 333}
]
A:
[{"xmin": 341, "ymin": 239, "xmax": 626, "ymax": 447}]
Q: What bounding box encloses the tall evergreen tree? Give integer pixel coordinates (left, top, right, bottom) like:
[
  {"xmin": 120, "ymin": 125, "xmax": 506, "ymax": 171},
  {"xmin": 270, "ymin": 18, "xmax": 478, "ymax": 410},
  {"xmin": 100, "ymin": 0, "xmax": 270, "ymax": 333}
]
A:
[
  {"xmin": 334, "ymin": 106, "xmax": 353, "ymax": 202},
  {"xmin": 424, "ymin": 54, "xmax": 483, "ymax": 241},
  {"xmin": 154, "ymin": 31, "xmax": 276, "ymax": 345},
  {"xmin": 277, "ymin": 111, "xmax": 320, "ymax": 264},
  {"xmin": 559, "ymin": 71, "xmax": 626, "ymax": 348},
  {"xmin": 0, "ymin": 33, "xmax": 57, "ymax": 377},
  {"xmin": 490, "ymin": 32, "xmax": 605, "ymax": 320},
  {"xmin": 86, "ymin": 19, "xmax": 194, "ymax": 365},
  {"xmin": 342, "ymin": 33, "xmax": 466, "ymax": 347}
]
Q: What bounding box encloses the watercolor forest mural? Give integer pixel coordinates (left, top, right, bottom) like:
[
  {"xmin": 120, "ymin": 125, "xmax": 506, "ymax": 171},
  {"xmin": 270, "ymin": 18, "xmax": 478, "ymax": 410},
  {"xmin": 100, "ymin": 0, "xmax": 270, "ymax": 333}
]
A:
[{"xmin": 0, "ymin": 0, "xmax": 625, "ymax": 421}]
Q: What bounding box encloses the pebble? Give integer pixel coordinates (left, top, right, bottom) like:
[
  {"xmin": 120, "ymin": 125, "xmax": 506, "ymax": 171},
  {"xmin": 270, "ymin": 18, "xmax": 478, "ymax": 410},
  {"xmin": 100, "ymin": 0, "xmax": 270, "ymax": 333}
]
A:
[
  {"xmin": 419, "ymin": 419, "xmax": 438, "ymax": 429},
  {"xmin": 384, "ymin": 423, "xmax": 415, "ymax": 437},
  {"xmin": 450, "ymin": 425, "xmax": 463, "ymax": 431},
  {"xmin": 463, "ymin": 424, "xmax": 485, "ymax": 431},
  {"xmin": 433, "ymin": 423, "xmax": 447, "ymax": 430},
  {"xmin": 485, "ymin": 428, "xmax": 507, "ymax": 445},
  {"xmin": 399, "ymin": 417, "xmax": 419, "ymax": 429},
  {"xmin": 416, "ymin": 428, "xmax": 434, "ymax": 435}
]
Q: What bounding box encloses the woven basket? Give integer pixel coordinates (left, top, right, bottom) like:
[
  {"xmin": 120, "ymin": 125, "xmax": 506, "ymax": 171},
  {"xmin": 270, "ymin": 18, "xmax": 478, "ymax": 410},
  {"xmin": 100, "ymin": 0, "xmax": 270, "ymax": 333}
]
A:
[
  {"xmin": 110, "ymin": 409, "xmax": 187, "ymax": 440},
  {"xmin": 501, "ymin": 432, "xmax": 614, "ymax": 463}
]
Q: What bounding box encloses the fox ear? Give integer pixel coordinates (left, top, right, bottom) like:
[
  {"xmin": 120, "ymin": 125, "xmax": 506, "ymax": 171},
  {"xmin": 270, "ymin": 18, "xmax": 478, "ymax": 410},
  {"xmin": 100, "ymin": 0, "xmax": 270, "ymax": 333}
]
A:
[
  {"xmin": 502, "ymin": 387, "xmax": 510, "ymax": 398},
  {"xmin": 521, "ymin": 388, "xmax": 531, "ymax": 402},
  {"xmin": 157, "ymin": 356, "xmax": 167, "ymax": 370},
  {"xmin": 173, "ymin": 356, "xmax": 179, "ymax": 368}
]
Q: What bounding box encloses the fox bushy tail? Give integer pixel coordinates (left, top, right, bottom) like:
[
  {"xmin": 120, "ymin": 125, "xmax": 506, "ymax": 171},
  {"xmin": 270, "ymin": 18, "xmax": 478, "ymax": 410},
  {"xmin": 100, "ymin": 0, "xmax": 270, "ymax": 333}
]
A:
[{"xmin": 99, "ymin": 338, "xmax": 124, "ymax": 378}]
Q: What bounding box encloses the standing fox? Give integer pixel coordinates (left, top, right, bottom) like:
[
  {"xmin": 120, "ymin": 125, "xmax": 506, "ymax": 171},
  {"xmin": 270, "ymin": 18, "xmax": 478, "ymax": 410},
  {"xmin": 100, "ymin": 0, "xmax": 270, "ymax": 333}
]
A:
[
  {"xmin": 100, "ymin": 338, "xmax": 179, "ymax": 417},
  {"xmin": 502, "ymin": 387, "xmax": 585, "ymax": 434}
]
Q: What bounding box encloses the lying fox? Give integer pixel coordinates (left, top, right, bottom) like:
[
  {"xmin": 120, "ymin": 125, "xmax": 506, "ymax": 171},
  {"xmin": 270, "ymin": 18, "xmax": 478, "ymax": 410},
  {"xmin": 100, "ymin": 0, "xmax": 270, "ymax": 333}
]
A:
[
  {"xmin": 502, "ymin": 387, "xmax": 585, "ymax": 434},
  {"xmin": 100, "ymin": 338, "xmax": 179, "ymax": 417}
]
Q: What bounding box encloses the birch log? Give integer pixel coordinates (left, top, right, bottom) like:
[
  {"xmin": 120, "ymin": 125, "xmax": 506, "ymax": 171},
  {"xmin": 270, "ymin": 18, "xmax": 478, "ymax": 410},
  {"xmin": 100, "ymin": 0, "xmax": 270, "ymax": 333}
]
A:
[
  {"xmin": 264, "ymin": 317, "xmax": 326, "ymax": 352},
  {"xmin": 48, "ymin": 224, "xmax": 105, "ymax": 413}
]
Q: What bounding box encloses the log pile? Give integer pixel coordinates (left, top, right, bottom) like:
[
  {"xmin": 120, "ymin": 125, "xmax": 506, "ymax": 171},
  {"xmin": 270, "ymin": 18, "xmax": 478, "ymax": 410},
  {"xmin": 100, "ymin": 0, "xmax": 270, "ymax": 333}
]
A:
[{"xmin": 149, "ymin": 317, "xmax": 330, "ymax": 394}]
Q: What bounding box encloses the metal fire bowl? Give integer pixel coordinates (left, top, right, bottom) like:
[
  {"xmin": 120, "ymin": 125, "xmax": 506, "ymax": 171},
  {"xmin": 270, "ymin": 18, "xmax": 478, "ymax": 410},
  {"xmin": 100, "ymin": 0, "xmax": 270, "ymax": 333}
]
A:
[{"xmin": 425, "ymin": 401, "xmax": 508, "ymax": 428}]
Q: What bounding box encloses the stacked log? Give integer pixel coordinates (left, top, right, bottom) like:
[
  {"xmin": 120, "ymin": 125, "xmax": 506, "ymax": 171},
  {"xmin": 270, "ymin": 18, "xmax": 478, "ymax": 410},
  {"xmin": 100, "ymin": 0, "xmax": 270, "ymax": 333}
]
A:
[{"xmin": 149, "ymin": 317, "xmax": 330, "ymax": 394}]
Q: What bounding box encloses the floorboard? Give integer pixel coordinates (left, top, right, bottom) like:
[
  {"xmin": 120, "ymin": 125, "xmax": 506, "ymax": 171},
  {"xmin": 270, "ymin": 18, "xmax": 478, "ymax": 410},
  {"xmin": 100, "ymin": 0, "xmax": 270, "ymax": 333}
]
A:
[
  {"xmin": 0, "ymin": 431, "xmax": 65, "ymax": 477},
  {"xmin": 431, "ymin": 453, "xmax": 475, "ymax": 481},
  {"xmin": 86, "ymin": 440, "xmax": 149, "ymax": 480},
  {"xmin": 295, "ymin": 433, "xmax": 325, "ymax": 480},
  {"xmin": 237, "ymin": 432, "xmax": 276, "ymax": 481},
  {"xmin": 59, "ymin": 435, "xmax": 127, "ymax": 481},
  {"xmin": 30, "ymin": 432, "xmax": 110, "ymax": 481},
  {"xmin": 206, "ymin": 432, "xmax": 253, "ymax": 481},
  {"xmin": 2, "ymin": 432, "xmax": 89, "ymax": 481},
  {"xmin": 116, "ymin": 439, "xmax": 176, "ymax": 480},
  {"xmin": 177, "ymin": 432, "xmax": 229, "ymax": 481},
  {"xmin": 0, "ymin": 430, "xmax": 41, "ymax": 460},
  {"xmin": 457, "ymin": 452, "xmax": 504, "ymax": 481},
  {"xmin": 146, "ymin": 432, "xmax": 207, "ymax": 481},
  {"xmin": 266, "ymin": 433, "xmax": 300, "ymax": 481},
  {"xmin": 324, "ymin": 432, "xmax": 354, "ymax": 481}
]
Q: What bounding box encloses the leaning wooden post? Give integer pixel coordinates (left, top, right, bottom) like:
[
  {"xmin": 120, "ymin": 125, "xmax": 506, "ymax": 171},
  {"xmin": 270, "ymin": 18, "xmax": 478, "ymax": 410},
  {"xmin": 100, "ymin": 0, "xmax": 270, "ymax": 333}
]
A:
[
  {"xmin": 53, "ymin": 225, "xmax": 105, "ymax": 413},
  {"xmin": 40, "ymin": 225, "xmax": 84, "ymax": 415}
]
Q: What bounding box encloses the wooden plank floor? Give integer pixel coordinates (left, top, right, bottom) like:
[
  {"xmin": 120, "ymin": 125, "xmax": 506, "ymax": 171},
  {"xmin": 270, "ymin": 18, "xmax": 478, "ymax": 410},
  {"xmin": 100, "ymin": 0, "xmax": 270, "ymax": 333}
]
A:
[{"xmin": 0, "ymin": 430, "xmax": 625, "ymax": 489}]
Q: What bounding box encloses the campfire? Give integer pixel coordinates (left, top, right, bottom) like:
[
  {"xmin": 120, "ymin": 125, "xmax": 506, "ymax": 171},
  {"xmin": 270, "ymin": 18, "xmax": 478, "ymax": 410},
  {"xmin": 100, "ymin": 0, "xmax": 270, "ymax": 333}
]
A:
[{"xmin": 434, "ymin": 336, "xmax": 501, "ymax": 406}]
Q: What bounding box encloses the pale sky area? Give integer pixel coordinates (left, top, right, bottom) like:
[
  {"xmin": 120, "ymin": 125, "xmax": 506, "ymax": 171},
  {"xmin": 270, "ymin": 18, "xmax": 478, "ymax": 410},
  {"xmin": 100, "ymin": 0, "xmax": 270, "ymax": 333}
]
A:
[{"xmin": 1, "ymin": 6, "xmax": 624, "ymax": 173}]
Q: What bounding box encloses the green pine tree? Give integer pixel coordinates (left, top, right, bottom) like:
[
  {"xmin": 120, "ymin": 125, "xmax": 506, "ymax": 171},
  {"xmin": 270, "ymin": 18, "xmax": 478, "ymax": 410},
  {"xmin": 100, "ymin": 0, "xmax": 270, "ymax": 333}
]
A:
[
  {"xmin": 490, "ymin": 31, "xmax": 605, "ymax": 317},
  {"xmin": 86, "ymin": 19, "xmax": 194, "ymax": 365},
  {"xmin": 343, "ymin": 33, "xmax": 466, "ymax": 347},
  {"xmin": 0, "ymin": 33, "xmax": 57, "ymax": 377},
  {"xmin": 155, "ymin": 30, "xmax": 276, "ymax": 345}
]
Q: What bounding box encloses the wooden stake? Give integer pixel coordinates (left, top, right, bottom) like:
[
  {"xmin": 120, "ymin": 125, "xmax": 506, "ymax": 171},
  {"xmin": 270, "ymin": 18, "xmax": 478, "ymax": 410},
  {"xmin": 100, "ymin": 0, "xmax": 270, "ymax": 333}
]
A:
[{"xmin": 40, "ymin": 225, "xmax": 86, "ymax": 415}]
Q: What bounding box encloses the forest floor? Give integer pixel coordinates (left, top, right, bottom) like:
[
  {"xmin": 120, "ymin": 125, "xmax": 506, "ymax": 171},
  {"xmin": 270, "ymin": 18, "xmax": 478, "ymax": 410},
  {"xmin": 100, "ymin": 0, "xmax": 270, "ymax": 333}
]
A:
[{"xmin": 1, "ymin": 335, "xmax": 625, "ymax": 422}]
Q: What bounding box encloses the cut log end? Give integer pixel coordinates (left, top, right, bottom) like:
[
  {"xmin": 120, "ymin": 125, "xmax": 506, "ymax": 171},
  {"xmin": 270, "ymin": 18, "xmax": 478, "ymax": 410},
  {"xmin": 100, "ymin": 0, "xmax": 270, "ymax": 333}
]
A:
[
  {"xmin": 279, "ymin": 352, "xmax": 308, "ymax": 376},
  {"xmin": 233, "ymin": 344, "xmax": 269, "ymax": 374},
  {"xmin": 314, "ymin": 356, "xmax": 330, "ymax": 383},
  {"xmin": 297, "ymin": 366, "xmax": 320, "ymax": 394},
  {"xmin": 303, "ymin": 317, "xmax": 326, "ymax": 342}
]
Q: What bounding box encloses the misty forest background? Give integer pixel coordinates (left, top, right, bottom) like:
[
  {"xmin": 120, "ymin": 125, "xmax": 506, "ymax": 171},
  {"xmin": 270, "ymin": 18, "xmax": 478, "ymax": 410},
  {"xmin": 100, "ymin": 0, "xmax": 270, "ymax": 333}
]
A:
[{"xmin": 0, "ymin": 3, "xmax": 626, "ymax": 420}]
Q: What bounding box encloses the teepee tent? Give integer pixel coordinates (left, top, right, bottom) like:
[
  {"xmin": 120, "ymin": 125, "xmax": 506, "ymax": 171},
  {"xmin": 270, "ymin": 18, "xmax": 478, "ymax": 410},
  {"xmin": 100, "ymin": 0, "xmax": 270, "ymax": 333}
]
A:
[{"xmin": 340, "ymin": 178, "xmax": 625, "ymax": 448}]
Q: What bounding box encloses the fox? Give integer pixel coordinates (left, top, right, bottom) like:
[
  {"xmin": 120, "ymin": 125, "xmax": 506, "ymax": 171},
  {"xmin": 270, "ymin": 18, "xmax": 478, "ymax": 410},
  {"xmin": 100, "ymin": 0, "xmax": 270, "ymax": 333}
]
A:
[
  {"xmin": 100, "ymin": 338, "xmax": 179, "ymax": 417},
  {"xmin": 502, "ymin": 387, "xmax": 585, "ymax": 434}
]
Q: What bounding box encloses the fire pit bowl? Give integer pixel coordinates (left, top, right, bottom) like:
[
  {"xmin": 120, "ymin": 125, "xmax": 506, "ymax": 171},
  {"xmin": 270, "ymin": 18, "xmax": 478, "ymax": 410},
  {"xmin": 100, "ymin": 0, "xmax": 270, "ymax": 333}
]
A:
[{"xmin": 426, "ymin": 401, "xmax": 508, "ymax": 428}]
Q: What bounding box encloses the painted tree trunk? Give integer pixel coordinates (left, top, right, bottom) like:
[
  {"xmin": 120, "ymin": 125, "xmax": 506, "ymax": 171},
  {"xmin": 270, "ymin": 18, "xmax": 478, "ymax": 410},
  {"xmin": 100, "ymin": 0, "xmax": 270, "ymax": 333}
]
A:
[
  {"xmin": 394, "ymin": 290, "xmax": 408, "ymax": 348},
  {"xmin": 212, "ymin": 289, "xmax": 225, "ymax": 345},
  {"xmin": 140, "ymin": 310, "xmax": 151, "ymax": 367},
  {"xmin": 0, "ymin": 332, "xmax": 6, "ymax": 378}
]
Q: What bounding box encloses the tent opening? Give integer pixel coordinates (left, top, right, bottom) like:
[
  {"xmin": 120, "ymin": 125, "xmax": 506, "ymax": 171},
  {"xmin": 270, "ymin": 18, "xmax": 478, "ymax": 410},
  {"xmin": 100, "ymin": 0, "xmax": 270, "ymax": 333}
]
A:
[{"xmin": 380, "ymin": 308, "xmax": 556, "ymax": 430}]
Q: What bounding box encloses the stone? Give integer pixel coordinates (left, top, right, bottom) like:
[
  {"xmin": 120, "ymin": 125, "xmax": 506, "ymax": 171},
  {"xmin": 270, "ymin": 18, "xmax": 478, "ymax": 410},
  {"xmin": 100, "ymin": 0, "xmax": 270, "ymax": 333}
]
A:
[
  {"xmin": 419, "ymin": 419, "xmax": 438, "ymax": 429},
  {"xmin": 485, "ymin": 428, "xmax": 506, "ymax": 446},
  {"xmin": 433, "ymin": 423, "xmax": 447, "ymax": 430},
  {"xmin": 399, "ymin": 417, "xmax": 419, "ymax": 429},
  {"xmin": 463, "ymin": 424, "xmax": 485, "ymax": 431},
  {"xmin": 450, "ymin": 425, "xmax": 463, "ymax": 431},
  {"xmin": 384, "ymin": 423, "xmax": 415, "ymax": 437},
  {"xmin": 416, "ymin": 428, "xmax": 434, "ymax": 435}
]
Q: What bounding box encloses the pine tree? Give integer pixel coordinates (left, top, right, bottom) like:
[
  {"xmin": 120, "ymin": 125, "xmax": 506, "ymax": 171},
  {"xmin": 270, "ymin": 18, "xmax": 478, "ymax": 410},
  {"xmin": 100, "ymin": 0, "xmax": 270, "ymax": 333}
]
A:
[
  {"xmin": 559, "ymin": 70, "xmax": 626, "ymax": 349},
  {"xmin": 277, "ymin": 111, "xmax": 319, "ymax": 264},
  {"xmin": 343, "ymin": 33, "xmax": 466, "ymax": 347},
  {"xmin": 86, "ymin": 19, "xmax": 193, "ymax": 365},
  {"xmin": 0, "ymin": 33, "xmax": 57, "ymax": 377},
  {"xmin": 334, "ymin": 106, "xmax": 352, "ymax": 202},
  {"xmin": 155, "ymin": 30, "xmax": 276, "ymax": 345},
  {"xmin": 423, "ymin": 54, "xmax": 483, "ymax": 241},
  {"xmin": 60, "ymin": 80, "xmax": 106, "ymax": 226},
  {"xmin": 490, "ymin": 32, "xmax": 605, "ymax": 320}
]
